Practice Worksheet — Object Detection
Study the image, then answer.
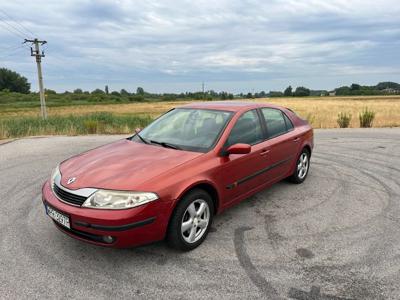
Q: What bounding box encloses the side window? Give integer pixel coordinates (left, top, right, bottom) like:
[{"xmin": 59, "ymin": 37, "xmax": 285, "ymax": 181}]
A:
[
  {"xmin": 283, "ymin": 113, "xmax": 294, "ymax": 131},
  {"xmin": 261, "ymin": 108, "xmax": 288, "ymax": 138},
  {"xmin": 226, "ymin": 110, "xmax": 263, "ymax": 147}
]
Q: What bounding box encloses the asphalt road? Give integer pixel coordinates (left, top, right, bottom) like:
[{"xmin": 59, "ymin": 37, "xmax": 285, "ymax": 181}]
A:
[{"xmin": 1, "ymin": 128, "xmax": 399, "ymax": 299}]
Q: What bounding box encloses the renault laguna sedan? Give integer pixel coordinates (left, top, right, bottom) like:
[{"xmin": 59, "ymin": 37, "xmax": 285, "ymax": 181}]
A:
[{"xmin": 42, "ymin": 102, "xmax": 313, "ymax": 251}]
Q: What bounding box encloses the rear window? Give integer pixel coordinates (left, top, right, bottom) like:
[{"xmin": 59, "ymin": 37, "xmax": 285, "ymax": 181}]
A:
[
  {"xmin": 283, "ymin": 113, "xmax": 294, "ymax": 130},
  {"xmin": 261, "ymin": 108, "xmax": 293, "ymax": 138}
]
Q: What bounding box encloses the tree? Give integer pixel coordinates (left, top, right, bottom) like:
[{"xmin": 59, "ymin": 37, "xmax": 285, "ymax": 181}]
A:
[
  {"xmin": 136, "ymin": 87, "xmax": 145, "ymax": 95},
  {"xmin": 294, "ymin": 86, "xmax": 310, "ymax": 97},
  {"xmin": 91, "ymin": 88, "xmax": 105, "ymax": 95},
  {"xmin": 284, "ymin": 85, "xmax": 293, "ymax": 96},
  {"xmin": 45, "ymin": 89, "xmax": 57, "ymax": 94},
  {"xmin": 73, "ymin": 88, "xmax": 83, "ymax": 94},
  {"xmin": 335, "ymin": 86, "xmax": 351, "ymax": 96},
  {"xmin": 268, "ymin": 91, "xmax": 284, "ymax": 97},
  {"xmin": 120, "ymin": 89, "xmax": 129, "ymax": 96},
  {"xmin": 376, "ymin": 81, "xmax": 400, "ymax": 90},
  {"xmin": 350, "ymin": 83, "xmax": 361, "ymax": 91},
  {"xmin": 0, "ymin": 68, "xmax": 30, "ymax": 93}
]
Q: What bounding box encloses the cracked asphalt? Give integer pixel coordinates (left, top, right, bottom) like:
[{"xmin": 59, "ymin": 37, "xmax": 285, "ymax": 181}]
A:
[{"xmin": 0, "ymin": 128, "xmax": 399, "ymax": 299}]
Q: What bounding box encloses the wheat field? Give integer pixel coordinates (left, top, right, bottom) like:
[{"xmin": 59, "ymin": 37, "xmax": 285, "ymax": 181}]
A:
[{"xmin": 1, "ymin": 96, "xmax": 400, "ymax": 129}]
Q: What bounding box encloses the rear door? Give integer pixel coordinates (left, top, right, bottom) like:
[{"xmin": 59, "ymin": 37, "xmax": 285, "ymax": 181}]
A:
[
  {"xmin": 259, "ymin": 108, "xmax": 299, "ymax": 183},
  {"xmin": 217, "ymin": 109, "xmax": 270, "ymax": 205}
]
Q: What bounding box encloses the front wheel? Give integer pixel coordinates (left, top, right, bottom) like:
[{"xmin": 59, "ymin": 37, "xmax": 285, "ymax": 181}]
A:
[
  {"xmin": 167, "ymin": 189, "xmax": 214, "ymax": 251},
  {"xmin": 289, "ymin": 148, "xmax": 310, "ymax": 184}
]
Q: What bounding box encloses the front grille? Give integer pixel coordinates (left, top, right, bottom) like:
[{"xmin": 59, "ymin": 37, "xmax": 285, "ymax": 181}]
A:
[{"xmin": 53, "ymin": 184, "xmax": 87, "ymax": 206}]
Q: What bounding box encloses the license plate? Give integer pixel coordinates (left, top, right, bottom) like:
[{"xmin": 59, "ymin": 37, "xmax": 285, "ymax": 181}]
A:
[{"xmin": 46, "ymin": 204, "xmax": 70, "ymax": 229}]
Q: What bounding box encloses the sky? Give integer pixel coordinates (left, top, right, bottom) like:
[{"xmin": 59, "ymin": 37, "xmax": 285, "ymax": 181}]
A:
[{"xmin": 0, "ymin": 0, "xmax": 399, "ymax": 93}]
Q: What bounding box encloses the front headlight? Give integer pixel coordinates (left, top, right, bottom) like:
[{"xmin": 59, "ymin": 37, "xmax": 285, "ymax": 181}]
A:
[
  {"xmin": 50, "ymin": 165, "xmax": 60, "ymax": 186},
  {"xmin": 82, "ymin": 190, "xmax": 159, "ymax": 209}
]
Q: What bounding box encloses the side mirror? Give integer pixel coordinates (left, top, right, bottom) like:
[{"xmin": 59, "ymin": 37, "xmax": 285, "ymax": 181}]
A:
[
  {"xmin": 135, "ymin": 127, "xmax": 142, "ymax": 133},
  {"xmin": 226, "ymin": 143, "xmax": 251, "ymax": 155}
]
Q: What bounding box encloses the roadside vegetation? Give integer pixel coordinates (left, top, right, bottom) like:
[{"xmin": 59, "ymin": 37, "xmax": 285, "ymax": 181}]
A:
[
  {"xmin": 0, "ymin": 112, "xmax": 152, "ymax": 139},
  {"xmin": 0, "ymin": 67, "xmax": 399, "ymax": 139},
  {"xmin": 359, "ymin": 107, "xmax": 376, "ymax": 128},
  {"xmin": 337, "ymin": 112, "xmax": 352, "ymax": 128},
  {"xmin": 2, "ymin": 96, "xmax": 399, "ymax": 139}
]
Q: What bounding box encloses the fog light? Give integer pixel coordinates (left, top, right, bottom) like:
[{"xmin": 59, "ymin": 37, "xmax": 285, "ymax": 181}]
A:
[{"xmin": 103, "ymin": 235, "xmax": 114, "ymax": 244}]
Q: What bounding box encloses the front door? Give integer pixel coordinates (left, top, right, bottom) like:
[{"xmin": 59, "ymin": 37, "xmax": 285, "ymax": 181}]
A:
[{"xmin": 217, "ymin": 109, "xmax": 269, "ymax": 206}]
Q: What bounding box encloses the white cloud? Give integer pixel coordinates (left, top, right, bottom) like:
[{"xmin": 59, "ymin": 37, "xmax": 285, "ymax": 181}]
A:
[{"xmin": 0, "ymin": 0, "xmax": 399, "ymax": 92}]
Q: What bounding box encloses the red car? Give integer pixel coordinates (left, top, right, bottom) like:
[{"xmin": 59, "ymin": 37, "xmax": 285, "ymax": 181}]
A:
[{"xmin": 42, "ymin": 102, "xmax": 313, "ymax": 250}]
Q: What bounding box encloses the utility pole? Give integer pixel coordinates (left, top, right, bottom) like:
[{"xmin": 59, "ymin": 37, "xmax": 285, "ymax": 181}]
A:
[
  {"xmin": 24, "ymin": 38, "xmax": 47, "ymax": 119},
  {"xmin": 202, "ymin": 81, "xmax": 205, "ymax": 99}
]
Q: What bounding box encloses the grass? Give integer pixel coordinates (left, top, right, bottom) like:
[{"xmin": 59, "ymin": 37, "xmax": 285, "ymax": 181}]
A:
[
  {"xmin": 0, "ymin": 95, "xmax": 399, "ymax": 139},
  {"xmin": 337, "ymin": 112, "xmax": 352, "ymax": 128},
  {"xmin": 359, "ymin": 107, "xmax": 376, "ymax": 128},
  {"xmin": 0, "ymin": 112, "xmax": 152, "ymax": 139}
]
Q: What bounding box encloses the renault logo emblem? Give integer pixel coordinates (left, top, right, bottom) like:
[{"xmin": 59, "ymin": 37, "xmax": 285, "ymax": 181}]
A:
[{"xmin": 67, "ymin": 177, "xmax": 76, "ymax": 185}]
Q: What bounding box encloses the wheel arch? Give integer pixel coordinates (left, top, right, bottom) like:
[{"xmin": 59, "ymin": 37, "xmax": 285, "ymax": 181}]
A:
[
  {"xmin": 165, "ymin": 181, "xmax": 220, "ymax": 241},
  {"xmin": 174, "ymin": 181, "xmax": 220, "ymax": 214},
  {"xmin": 302, "ymin": 144, "xmax": 312, "ymax": 157},
  {"xmin": 287, "ymin": 142, "xmax": 313, "ymax": 177}
]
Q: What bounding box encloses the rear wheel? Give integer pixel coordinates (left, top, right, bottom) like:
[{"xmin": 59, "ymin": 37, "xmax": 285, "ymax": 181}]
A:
[
  {"xmin": 289, "ymin": 148, "xmax": 310, "ymax": 184},
  {"xmin": 167, "ymin": 189, "xmax": 214, "ymax": 251}
]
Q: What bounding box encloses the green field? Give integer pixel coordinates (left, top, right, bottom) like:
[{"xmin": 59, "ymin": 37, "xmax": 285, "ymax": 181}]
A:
[{"xmin": 1, "ymin": 91, "xmax": 400, "ymax": 139}]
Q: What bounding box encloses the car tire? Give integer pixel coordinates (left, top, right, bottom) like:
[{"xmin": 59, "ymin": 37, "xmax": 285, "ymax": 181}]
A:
[
  {"xmin": 167, "ymin": 189, "xmax": 214, "ymax": 251},
  {"xmin": 289, "ymin": 148, "xmax": 310, "ymax": 184}
]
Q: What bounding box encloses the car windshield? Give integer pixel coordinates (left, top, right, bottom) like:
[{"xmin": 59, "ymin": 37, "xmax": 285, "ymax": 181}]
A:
[{"xmin": 131, "ymin": 108, "xmax": 233, "ymax": 152}]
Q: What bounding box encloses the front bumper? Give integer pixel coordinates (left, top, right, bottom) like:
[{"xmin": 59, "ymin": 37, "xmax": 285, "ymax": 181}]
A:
[{"xmin": 42, "ymin": 180, "xmax": 170, "ymax": 248}]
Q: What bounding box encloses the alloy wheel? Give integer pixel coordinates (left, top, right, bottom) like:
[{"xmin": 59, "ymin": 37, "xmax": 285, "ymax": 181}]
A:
[
  {"xmin": 297, "ymin": 152, "xmax": 309, "ymax": 179},
  {"xmin": 181, "ymin": 199, "xmax": 210, "ymax": 244}
]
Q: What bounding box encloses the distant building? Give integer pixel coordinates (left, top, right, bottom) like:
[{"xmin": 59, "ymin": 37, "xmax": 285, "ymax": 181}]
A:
[
  {"xmin": 329, "ymin": 91, "xmax": 336, "ymax": 96},
  {"xmin": 382, "ymin": 88, "xmax": 399, "ymax": 94}
]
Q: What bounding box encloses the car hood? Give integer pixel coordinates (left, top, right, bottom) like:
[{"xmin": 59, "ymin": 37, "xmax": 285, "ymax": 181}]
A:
[{"xmin": 59, "ymin": 139, "xmax": 202, "ymax": 190}]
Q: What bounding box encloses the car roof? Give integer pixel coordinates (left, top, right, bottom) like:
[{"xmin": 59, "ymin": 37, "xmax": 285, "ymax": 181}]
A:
[{"xmin": 179, "ymin": 101, "xmax": 285, "ymax": 112}]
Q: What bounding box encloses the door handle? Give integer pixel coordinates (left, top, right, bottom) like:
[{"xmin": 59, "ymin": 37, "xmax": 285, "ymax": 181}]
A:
[
  {"xmin": 293, "ymin": 137, "xmax": 300, "ymax": 142},
  {"xmin": 260, "ymin": 149, "xmax": 270, "ymax": 156}
]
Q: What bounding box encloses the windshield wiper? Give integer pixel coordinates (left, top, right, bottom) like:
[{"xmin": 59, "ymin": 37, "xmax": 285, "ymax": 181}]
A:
[
  {"xmin": 149, "ymin": 140, "xmax": 181, "ymax": 150},
  {"xmin": 136, "ymin": 133, "xmax": 150, "ymax": 144}
]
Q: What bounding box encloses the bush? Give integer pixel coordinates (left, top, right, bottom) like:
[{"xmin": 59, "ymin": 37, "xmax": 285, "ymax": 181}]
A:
[
  {"xmin": 83, "ymin": 120, "xmax": 98, "ymax": 133},
  {"xmin": 359, "ymin": 107, "xmax": 375, "ymax": 128},
  {"xmin": 337, "ymin": 112, "xmax": 352, "ymax": 128}
]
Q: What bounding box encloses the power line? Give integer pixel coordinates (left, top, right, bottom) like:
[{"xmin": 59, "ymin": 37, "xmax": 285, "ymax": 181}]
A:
[
  {"xmin": 0, "ymin": 16, "xmax": 27, "ymax": 40},
  {"xmin": 0, "ymin": 14, "xmax": 29, "ymax": 38},
  {"xmin": 0, "ymin": 44, "xmax": 26, "ymax": 59},
  {"xmin": 0, "ymin": 42, "xmax": 25, "ymax": 51},
  {"xmin": 0, "ymin": 8, "xmax": 36, "ymax": 38}
]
